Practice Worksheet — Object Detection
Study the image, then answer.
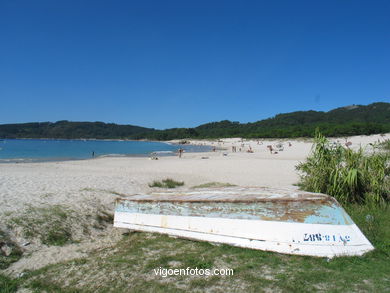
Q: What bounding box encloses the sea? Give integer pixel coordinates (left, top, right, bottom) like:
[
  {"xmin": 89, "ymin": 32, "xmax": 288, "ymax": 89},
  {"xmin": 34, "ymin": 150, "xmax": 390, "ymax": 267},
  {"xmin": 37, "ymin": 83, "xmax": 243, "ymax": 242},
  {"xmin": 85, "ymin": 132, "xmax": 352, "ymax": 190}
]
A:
[{"xmin": 0, "ymin": 139, "xmax": 211, "ymax": 163}]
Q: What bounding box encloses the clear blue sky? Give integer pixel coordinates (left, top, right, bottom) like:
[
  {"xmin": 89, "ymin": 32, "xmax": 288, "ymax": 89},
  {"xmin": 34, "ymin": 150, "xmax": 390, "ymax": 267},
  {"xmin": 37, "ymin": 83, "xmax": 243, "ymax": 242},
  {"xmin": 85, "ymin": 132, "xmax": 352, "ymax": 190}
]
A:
[{"xmin": 1, "ymin": 0, "xmax": 389, "ymax": 129}]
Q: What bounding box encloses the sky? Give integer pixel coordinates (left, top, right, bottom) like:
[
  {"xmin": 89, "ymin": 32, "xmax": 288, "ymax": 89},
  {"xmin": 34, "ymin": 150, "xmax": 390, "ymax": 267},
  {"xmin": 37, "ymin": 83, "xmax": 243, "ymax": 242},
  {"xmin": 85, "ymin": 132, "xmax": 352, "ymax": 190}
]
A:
[{"xmin": 0, "ymin": 0, "xmax": 389, "ymax": 129}]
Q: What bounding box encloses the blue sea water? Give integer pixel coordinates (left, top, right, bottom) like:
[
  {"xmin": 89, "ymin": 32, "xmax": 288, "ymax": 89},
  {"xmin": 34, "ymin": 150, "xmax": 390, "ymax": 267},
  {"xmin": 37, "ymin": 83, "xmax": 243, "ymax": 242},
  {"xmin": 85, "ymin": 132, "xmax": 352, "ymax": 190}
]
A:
[{"xmin": 0, "ymin": 139, "xmax": 211, "ymax": 162}]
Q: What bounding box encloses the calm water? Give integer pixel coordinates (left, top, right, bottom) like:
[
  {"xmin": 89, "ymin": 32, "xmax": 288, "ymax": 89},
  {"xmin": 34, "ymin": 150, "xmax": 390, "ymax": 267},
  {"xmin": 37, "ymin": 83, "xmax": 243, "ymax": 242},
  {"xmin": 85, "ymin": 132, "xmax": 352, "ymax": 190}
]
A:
[{"xmin": 0, "ymin": 139, "xmax": 211, "ymax": 162}]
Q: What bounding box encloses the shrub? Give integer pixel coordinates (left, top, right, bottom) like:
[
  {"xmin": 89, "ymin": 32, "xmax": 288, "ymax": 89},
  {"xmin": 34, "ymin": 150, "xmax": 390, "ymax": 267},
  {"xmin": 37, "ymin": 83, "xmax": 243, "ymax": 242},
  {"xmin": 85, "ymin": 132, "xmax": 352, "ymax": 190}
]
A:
[{"xmin": 296, "ymin": 130, "xmax": 390, "ymax": 204}]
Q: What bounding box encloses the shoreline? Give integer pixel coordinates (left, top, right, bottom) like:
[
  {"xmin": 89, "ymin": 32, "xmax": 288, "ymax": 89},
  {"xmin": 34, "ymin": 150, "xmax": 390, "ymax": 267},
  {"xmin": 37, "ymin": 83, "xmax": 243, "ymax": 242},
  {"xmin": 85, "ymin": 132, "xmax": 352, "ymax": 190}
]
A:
[
  {"xmin": 0, "ymin": 140, "xmax": 213, "ymax": 164},
  {"xmin": 1, "ymin": 132, "xmax": 388, "ymax": 164}
]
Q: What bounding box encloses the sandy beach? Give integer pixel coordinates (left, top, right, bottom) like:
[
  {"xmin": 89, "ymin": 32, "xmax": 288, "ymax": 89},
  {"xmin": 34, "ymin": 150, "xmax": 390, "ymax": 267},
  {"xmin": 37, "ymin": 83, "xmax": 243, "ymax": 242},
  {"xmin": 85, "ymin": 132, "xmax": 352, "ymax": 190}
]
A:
[{"xmin": 0, "ymin": 133, "xmax": 389, "ymax": 275}]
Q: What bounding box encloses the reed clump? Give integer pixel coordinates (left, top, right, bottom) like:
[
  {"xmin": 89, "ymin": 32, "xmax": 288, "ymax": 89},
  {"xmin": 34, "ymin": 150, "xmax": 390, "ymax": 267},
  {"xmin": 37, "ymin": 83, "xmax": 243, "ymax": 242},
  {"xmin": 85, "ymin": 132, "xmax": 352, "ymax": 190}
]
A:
[
  {"xmin": 297, "ymin": 131, "xmax": 390, "ymax": 204},
  {"xmin": 148, "ymin": 178, "xmax": 184, "ymax": 188}
]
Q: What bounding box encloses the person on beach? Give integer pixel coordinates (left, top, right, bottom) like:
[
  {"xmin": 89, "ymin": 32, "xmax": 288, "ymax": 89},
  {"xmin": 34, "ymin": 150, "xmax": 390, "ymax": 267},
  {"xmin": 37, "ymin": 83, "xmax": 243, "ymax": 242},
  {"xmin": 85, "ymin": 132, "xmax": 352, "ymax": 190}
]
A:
[
  {"xmin": 178, "ymin": 148, "xmax": 183, "ymax": 158},
  {"xmin": 92, "ymin": 151, "xmax": 95, "ymax": 158}
]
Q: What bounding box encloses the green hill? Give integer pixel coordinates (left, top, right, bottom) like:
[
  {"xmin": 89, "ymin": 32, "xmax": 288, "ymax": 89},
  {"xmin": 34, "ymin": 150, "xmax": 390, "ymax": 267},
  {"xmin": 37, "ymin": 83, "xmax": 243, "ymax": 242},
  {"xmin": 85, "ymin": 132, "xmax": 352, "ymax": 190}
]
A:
[
  {"xmin": 0, "ymin": 121, "xmax": 154, "ymax": 139},
  {"xmin": 141, "ymin": 102, "xmax": 390, "ymax": 139},
  {"xmin": 1, "ymin": 102, "xmax": 389, "ymax": 139}
]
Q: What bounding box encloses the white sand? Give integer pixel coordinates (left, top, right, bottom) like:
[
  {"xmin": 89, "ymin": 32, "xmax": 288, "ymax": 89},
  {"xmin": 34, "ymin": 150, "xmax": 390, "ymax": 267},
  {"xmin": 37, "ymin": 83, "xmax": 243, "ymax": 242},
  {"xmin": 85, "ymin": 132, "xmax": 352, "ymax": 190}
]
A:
[{"xmin": 0, "ymin": 133, "xmax": 388, "ymax": 274}]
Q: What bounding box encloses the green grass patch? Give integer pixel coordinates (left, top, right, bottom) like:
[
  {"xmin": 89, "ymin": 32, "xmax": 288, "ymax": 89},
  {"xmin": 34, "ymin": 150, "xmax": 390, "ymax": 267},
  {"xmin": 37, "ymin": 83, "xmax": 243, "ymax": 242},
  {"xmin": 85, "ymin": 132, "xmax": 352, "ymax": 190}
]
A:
[
  {"xmin": 344, "ymin": 203, "xmax": 390, "ymax": 252},
  {"xmin": 191, "ymin": 182, "xmax": 237, "ymax": 189},
  {"xmin": 7, "ymin": 204, "xmax": 115, "ymax": 247},
  {"xmin": 148, "ymin": 178, "xmax": 184, "ymax": 188},
  {"xmin": 0, "ymin": 274, "xmax": 19, "ymax": 293},
  {"xmin": 8, "ymin": 205, "xmax": 75, "ymax": 246}
]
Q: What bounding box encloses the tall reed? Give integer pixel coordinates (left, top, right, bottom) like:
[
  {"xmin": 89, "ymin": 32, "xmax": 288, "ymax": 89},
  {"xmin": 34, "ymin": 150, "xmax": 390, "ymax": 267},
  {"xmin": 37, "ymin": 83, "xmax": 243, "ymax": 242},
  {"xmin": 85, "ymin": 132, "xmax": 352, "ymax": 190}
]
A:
[{"xmin": 296, "ymin": 130, "xmax": 390, "ymax": 204}]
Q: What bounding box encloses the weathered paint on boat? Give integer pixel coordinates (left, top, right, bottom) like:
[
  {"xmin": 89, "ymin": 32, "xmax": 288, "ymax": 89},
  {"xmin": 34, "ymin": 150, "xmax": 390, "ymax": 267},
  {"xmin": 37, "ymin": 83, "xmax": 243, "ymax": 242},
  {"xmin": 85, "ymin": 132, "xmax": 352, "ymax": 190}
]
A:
[{"xmin": 113, "ymin": 187, "xmax": 374, "ymax": 257}]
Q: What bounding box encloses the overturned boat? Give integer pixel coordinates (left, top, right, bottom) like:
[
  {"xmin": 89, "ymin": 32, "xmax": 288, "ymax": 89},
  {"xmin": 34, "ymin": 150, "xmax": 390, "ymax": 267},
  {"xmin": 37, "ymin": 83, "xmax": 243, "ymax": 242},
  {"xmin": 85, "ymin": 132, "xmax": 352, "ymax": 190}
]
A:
[{"xmin": 113, "ymin": 187, "xmax": 374, "ymax": 258}]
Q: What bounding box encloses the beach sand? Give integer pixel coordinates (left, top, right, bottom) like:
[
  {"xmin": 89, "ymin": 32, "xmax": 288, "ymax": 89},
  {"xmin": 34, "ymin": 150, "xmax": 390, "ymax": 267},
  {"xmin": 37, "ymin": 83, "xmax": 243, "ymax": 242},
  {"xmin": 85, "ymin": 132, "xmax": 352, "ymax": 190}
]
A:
[{"xmin": 1, "ymin": 133, "xmax": 389, "ymax": 275}]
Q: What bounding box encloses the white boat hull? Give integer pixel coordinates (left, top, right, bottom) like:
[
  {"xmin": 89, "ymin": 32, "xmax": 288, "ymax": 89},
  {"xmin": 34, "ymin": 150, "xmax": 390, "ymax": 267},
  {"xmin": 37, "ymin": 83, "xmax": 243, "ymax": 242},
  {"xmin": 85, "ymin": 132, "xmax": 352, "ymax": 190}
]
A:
[
  {"xmin": 114, "ymin": 211, "xmax": 373, "ymax": 258},
  {"xmin": 113, "ymin": 187, "xmax": 374, "ymax": 257}
]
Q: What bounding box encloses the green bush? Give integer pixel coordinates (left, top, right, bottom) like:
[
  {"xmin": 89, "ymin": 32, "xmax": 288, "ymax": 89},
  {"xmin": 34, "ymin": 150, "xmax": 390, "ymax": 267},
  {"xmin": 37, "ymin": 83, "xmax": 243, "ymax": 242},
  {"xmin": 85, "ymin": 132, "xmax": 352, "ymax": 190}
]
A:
[{"xmin": 296, "ymin": 130, "xmax": 390, "ymax": 204}]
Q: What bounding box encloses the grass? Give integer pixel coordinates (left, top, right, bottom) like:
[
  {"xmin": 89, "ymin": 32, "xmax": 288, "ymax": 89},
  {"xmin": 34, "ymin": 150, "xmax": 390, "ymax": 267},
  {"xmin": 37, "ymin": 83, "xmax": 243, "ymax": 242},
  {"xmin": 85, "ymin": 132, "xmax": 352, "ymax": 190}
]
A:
[
  {"xmin": 94, "ymin": 209, "xmax": 114, "ymax": 229},
  {"xmin": 80, "ymin": 187, "xmax": 126, "ymax": 196},
  {"xmin": 0, "ymin": 229, "xmax": 23, "ymax": 270},
  {"xmin": 0, "ymin": 274, "xmax": 18, "ymax": 293},
  {"xmin": 191, "ymin": 182, "xmax": 237, "ymax": 189},
  {"xmin": 0, "ymin": 230, "xmax": 22, "ymax": 293},
  {"xmin": 3, "ymin": 202, "xmax": 389, "ymax": 292},
  {"xmin": 148, "ymin": 178, "xmax": 184, "ymax": 189},
  {"xmin": 296, "ymin": 130, "xmax": 390, "ymax": 204},
  {"xmin": 8, "ymin": 205, "xmax": 75, "ymax": 246},
  {"xmin": 381, "ymin": 139, "xmax": 390, "ymax": 151},
  {"xmin": 6, "ymin": 205, "xmax": 114, "ymax": 246}
]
